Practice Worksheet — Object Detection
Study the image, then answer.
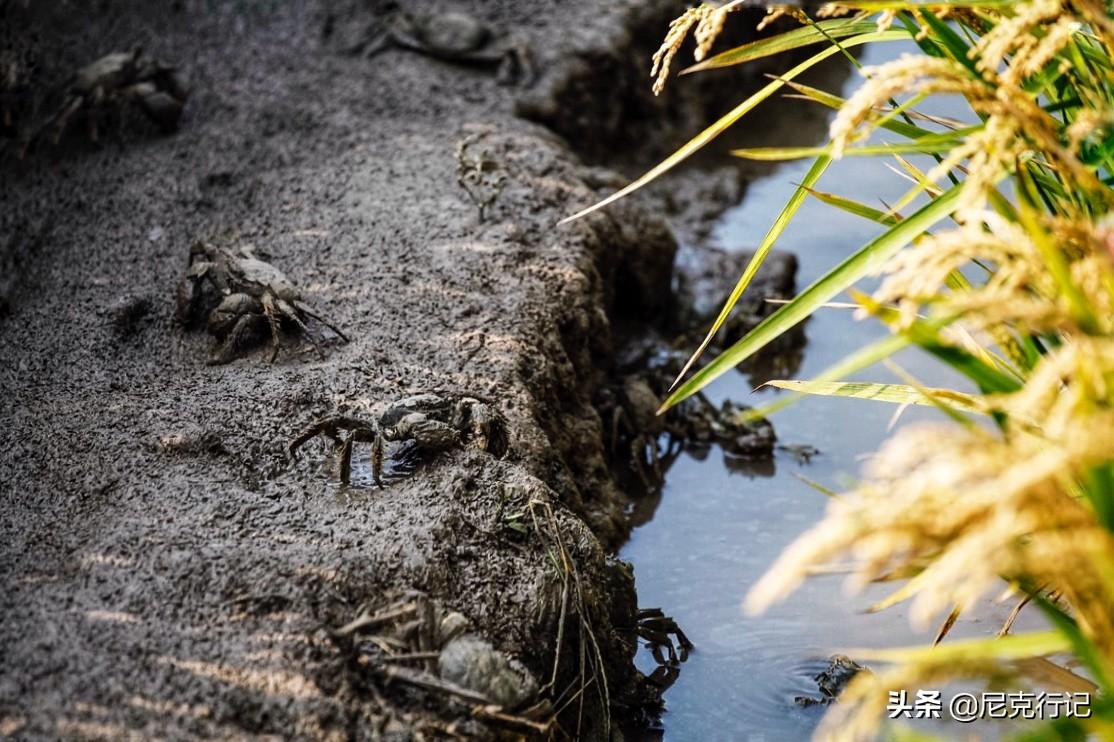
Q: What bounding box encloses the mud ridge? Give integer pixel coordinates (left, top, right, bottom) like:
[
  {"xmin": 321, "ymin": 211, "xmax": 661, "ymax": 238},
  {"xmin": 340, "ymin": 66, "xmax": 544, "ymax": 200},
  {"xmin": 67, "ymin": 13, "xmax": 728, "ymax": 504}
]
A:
[{"xmin": 0, "ymin": 1, "xmax": 795, "ymax": 738}]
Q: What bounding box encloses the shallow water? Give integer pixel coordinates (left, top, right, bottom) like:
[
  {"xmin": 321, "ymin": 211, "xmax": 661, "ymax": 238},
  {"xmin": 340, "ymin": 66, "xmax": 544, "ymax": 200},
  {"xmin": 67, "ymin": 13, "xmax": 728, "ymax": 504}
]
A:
[{"xmin": 621, "ymin": 42, "xmax": 1045, "ymax": 741}]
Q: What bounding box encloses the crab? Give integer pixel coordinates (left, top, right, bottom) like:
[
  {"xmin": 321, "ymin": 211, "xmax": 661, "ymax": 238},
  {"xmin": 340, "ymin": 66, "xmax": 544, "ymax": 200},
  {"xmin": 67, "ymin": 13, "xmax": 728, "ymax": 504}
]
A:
[
  {"xmin": 598, "ymin": 356, "xmax": 774, "ymax": 491},
  {"xmin": 637, "ymin": 607, "xmax": 693, "ymax": 666},
  {"xmin": 288, "ymin": 393, "xmax": 508, "ymax": 486},
  {"xmin": 332, "ymin": 593, "xmax": 544, "ymax": 714},
  {"xmin": 598, "ymin": 376, "xmax": 682, "ymax": 491},
  {"xmin": 778, "ymin": 442, "xmax": 820, "ymax": 464},
  {"xmin": 794, "ymin": 655, "xmax": 870, "ymax": 707},
  {"xmin": 633, "ymin": 608, "xmax": 693, "ymax": 690},
  {"xmin": 176, "ymin": 240, "xmax": 348, "ymax": 364},
  {"xmin": 353, "ymin": 10, "xmax": 533, "ymax": 85},
  {"xmin": 39, "ymin": 48, "xmax": 187, "ymax": 144}
]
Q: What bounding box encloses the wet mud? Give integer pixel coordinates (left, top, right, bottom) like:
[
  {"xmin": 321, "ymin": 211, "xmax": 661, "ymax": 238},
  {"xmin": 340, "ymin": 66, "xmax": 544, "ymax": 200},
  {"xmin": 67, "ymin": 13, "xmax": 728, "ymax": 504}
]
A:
[{"xmin": 0, "ymin": 1, "xmax": 803, "ymax": 738}]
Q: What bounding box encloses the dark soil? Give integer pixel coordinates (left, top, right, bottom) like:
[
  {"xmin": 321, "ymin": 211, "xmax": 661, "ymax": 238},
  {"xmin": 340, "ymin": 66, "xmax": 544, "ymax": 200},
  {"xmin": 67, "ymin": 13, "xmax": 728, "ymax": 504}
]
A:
[{"xmin": 0, "ymin": 1, "xmax": 800, "ymax": 738}]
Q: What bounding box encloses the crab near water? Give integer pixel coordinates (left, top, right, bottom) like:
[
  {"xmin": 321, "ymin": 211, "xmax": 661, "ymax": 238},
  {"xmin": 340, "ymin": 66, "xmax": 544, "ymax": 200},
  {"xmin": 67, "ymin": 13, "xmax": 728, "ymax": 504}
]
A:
[
  {"xmin": 289, "ymin": 392, "xmax": 508, "ymax": 486},
  {"xmin": 351, "ymin": 10, "xmax": 533, "ymax": 85},
  {"xmin": 794, "ymin": 655, "xmax": 870, "ymax": 707},
  {"xmin": 632, "ymin": 608, "xmax": 694, "ymax": 691},
  {"xmin": 41, "ymin": 48, "xmax": 187, "ymax": 144},
  {"xmin": 598, "ymin": 342, "xmax": 776, "ymax": 490},
  {"xmin": 176, "ymin": 240, "xmax": 348, "ymax": 364}
]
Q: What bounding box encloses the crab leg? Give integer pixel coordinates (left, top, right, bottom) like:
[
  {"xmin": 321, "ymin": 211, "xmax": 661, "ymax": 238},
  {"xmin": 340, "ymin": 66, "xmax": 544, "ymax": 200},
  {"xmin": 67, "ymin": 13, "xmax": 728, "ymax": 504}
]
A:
[
  {"xmin": 260, "ymin": 293, "xmax": 285, "ymax": 363},
  {"xmin": 208, "ymin": 313, "xmax": 263, "ymax": 366},
  {"xmin": 297, "ymin": 302, "xmax": 350, "ymax": 343},
  {"xmin": 274, "ymin": 295, "xmax": 325, "ymax": 360},
  {"xmin": 339, "ymin": 435, "xmax": 356, "ymax": 485},
  {"xmin": 370, "ymin": 434, "xmax": 385, "ymax": 488},
  {"xmin": 288, "ymin": 416, "xmax": 377, "ymax": 457}
]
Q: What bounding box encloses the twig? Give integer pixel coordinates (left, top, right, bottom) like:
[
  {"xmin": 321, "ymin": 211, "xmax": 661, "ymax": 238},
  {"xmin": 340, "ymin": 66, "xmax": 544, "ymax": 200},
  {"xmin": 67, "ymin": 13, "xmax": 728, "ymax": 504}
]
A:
[{"xmin": 333, "ymin": 602, "xmax": 417, "ymax": 637}]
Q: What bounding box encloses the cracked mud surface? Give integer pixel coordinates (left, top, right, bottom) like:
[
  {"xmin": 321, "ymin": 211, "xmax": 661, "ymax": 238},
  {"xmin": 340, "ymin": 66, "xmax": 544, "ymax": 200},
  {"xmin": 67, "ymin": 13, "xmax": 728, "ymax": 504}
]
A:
[{"xmin": 0, "ymin": 1, "xmax": 793, "ymax": 738}]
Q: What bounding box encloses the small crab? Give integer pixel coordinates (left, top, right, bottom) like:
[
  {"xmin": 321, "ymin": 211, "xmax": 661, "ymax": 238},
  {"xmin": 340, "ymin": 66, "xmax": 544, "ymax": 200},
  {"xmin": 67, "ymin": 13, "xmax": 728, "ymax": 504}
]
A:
[
  {"xmin": 680, "ymin": 397, "xmax": 777, "ymax": 461},
  {"xmin": 289, "ymin": 393, "xmax": 508, "ymax": 486},
  {"xmin": 176, "ymin": 240, "xmax": 348, "ymax": 364},
  {"xmin": 634, "ymin": 608, "xmax": 693, "ymax": 690},
  {"xmin": 40, "ymin": 48, "xmax": 187, "ymax": 144},
  {"xmin": 794, "ymin": 655, "xmax": 869, "ymax": 707},
  {"xmin": 598, "ymin": 376, "xmax": 682, "ymax": 491},
  {"xmin": 778, "ymin": 442, "xmax": 820, "ymax": 465},
  {"xmin": 353, "ymin": 10, "xmax": 533, "ymax": 85},
  {"xmin": 637, "ymin": 607, "xmax": 694, "ymax": 666},
  {"xmin": 332, "ymin": 592, "xmax": 543, "ymax": 712}
]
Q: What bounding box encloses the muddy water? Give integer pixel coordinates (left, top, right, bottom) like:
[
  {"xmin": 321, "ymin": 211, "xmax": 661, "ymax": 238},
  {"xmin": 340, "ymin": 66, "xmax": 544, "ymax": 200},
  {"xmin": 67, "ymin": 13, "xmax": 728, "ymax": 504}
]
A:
[{"xmin": 622, "ymin": 43, "xmax": 1042, "ymax": 740}]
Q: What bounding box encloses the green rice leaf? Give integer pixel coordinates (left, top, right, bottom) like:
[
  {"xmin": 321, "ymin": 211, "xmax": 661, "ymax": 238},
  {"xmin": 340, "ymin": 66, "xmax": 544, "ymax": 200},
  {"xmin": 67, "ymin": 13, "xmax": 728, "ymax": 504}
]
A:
[
  {"xmin": 670, "ymin": 153, "xmax": 834, "ymax": 389},
  {"xmin": 762, "ymin": 380, "xmax": 985, "ymax": 413},
  {"xmin": 681, "ymin": 18, "xmax": 880, "ymax": 74},
  {"xmin": 848, "ymin": 630, "xmax": 1071, "ymax": 664},
  {"xmin": 731, "ymin": 140, "xmax": 960, "ymax": 160},
  {"xmin": 660, "ymin": 182, "xmax": 965, "ymax": 413},
  {"xmin": 738, "ymin": 332, "xmax": 913, "ymax": 424}
]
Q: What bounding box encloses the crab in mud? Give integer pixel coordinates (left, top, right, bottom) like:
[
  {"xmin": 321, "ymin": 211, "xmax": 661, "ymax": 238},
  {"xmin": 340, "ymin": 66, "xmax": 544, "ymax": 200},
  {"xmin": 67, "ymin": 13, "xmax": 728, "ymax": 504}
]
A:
[
  {"xmin": 289, "ymin": 393, "xmax": 508, "ymax": 486},
  {"xmin": 794, "ymin": 655, "xmax": 870, "ymax": 707},
  {"xmin": 176, "ymin": 240, "xmax": 348, "ymax": 364},
  {"xmin": 352, "ymin": 10, "xmax": 533, "ymax": 85},
  {"xmin": 40, "ymin": 48, "xmax": 188, "ymax": 144}
]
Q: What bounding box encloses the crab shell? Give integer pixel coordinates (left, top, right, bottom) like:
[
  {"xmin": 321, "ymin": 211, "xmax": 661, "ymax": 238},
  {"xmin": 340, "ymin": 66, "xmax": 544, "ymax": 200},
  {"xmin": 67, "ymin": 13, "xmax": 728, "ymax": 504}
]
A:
[
  {"xmin": 229, "ymin": 255, "xmax": 303, "ymax": 303},
  {"xmin": 413, "ymin": 12, "xmax": 492, "ymax": 55},
  {"xmin": 176, "ymin": 245, "xmax": 301, "ymax": 328},
  {"xmin": 70, "ymin": 50, "xmax": 188, "ymax": 131},
  {"xmin": 73, "ymin": 52, "xmax": 140, "ymax": 94}
]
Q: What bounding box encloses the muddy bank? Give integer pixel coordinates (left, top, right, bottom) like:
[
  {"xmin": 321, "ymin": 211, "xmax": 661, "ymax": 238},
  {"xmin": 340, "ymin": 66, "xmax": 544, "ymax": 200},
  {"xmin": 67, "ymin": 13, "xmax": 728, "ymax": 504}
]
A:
[{"xmin": 0, "ymin": 1, "xmax": 795, "ymax": 738}]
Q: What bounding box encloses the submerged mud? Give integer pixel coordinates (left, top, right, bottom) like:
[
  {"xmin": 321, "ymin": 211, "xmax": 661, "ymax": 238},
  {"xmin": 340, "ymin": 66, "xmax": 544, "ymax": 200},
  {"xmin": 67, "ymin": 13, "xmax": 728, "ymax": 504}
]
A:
[{"xmin": 0, "ymin": 1, "xmax": 797, "ymax": 738}]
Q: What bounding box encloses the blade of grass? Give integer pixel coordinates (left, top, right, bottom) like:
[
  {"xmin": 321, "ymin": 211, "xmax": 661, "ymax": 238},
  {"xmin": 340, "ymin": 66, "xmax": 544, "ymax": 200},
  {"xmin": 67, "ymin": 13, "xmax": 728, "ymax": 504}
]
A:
[
  {"xmin": 881, "ymin": 357, "xmax": 976, "ymax": 428},
  {"xmin": 730, "ymin": 138, "xmax": 962, "ymax": 160},
  {"xmin": 857, "ymin": 291, "xmax": 1023, "ymax": 395},
  {"xmin": 681, "ymin": 17, "xmax": 878, "ymax": 75},
  {"xmin": 781, "ymin": 78, "xmax": 959, "ymax": 138},
  {"xmin": 847, "ymin": 630, "xmax": 1071, "ymax": 664},
  {"xmin": 762, "ymin": 380, "xmax": 986, "ymax": 413},
  {"xmin": 559, "ymin": 30, "xmax": 909, "ymax": 225},
  {"xmin": 803, "ymin": 186, "xmax": 903, "ymax": 225},
  {"xmin": 670, "ymin": 153, "xmax": 833, "ymax": 390},
  {"xmin": 739, "ymin": 331, "xmax": 913, "ymax": 424},
  {"xmin": 661, "ymin": 182, "xmax": 964, "ymax": 413}
]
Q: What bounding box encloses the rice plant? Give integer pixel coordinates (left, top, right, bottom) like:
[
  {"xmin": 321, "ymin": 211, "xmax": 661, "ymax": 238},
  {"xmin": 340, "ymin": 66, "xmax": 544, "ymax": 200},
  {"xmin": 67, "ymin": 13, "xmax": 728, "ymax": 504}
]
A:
[{"xmin": 569, "ymin": 1, "xmax": 1114, "ymax": 738}]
